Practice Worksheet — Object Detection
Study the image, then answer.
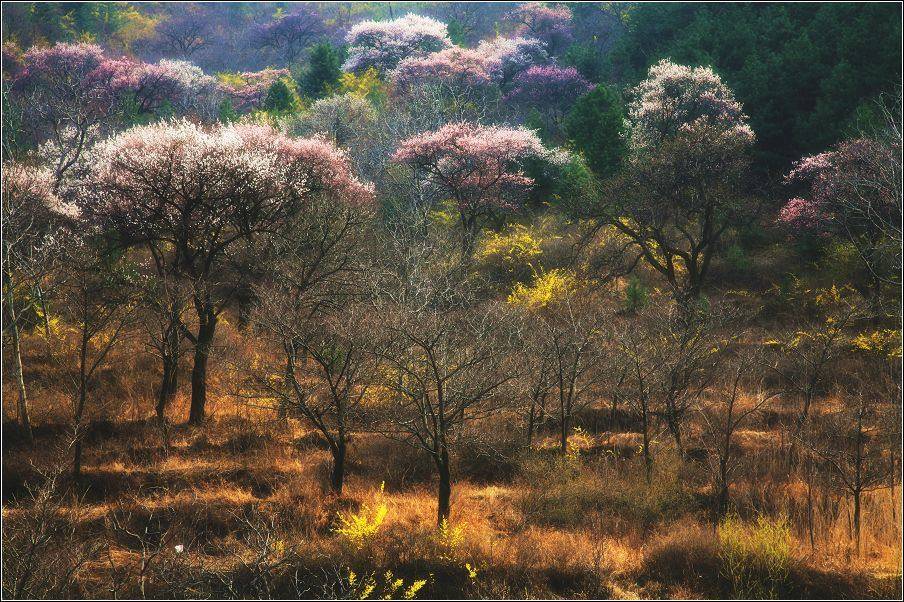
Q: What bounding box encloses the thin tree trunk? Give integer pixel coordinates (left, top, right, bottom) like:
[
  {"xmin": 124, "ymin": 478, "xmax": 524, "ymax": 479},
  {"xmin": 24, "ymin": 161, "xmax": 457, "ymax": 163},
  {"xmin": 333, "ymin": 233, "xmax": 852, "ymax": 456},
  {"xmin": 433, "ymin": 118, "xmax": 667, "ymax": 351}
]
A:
[
  {"xmin": 73, "ymin": 328, "xmax": 88, "ymax": 480},
  {"xmin": 436, "ymin": 448, "xmax": 452, "ymax": 526},
  {"xmin": 5, "ymin": 280, "xmax": 33, "ymax": 443},
  {"xmin": 641, "ymin": 402, "xmax": 652, "ymax": 484}
]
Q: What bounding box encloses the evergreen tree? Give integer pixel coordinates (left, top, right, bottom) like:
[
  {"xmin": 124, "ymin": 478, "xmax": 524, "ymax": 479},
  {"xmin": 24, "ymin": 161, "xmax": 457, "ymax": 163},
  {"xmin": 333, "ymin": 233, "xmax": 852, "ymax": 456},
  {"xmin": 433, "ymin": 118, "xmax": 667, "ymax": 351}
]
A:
[
  {"xmin": 564, "ymin": 85, "xmax": 626, "ymax": 178},
  {"xmin": 299, "ymin": 42, "xmax": 342, "ymax": 99},
  {"xmin": 264, "ymin": 78, "xmax": 300, "ymax": 114}
]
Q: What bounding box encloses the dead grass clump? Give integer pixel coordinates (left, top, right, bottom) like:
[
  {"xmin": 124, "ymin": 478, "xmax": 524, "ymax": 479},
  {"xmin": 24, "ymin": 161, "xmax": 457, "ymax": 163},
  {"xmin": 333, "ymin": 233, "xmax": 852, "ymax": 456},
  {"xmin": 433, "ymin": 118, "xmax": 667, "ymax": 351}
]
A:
[{"xmin": 519, "ymin": 453, "xmax": 696, "ymax": 532}]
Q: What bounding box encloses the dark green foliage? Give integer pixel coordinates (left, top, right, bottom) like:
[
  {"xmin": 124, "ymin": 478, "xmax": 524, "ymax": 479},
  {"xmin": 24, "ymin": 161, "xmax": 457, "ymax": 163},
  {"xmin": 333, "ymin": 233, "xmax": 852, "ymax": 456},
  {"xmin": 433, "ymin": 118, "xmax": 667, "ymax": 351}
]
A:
[
  {"xmin": 624, "ymin": 277, "xmax": 649, "ymax": 313},
  {"xmin": 299, "ymin": 42, "xmax": 342, "ymax": 99},
  {"xmin": 562, "ymin": 43, "xmax": 606, "ymax": 83},
  {"xmin": 264, "ymin": 78, "xmax": 299, "ymax": 114},
  {"xmin": 604, "ymin": 2, "xmax": 903, "ymax": 172},
  {"xmin": 218, "ymin": 98, "xmax": 239, "ymax": 123},
  {"xmin": 446, "ymin": 19, "xmax": 466, "ymax": 46},
  {"xmin": 564, "ymin": 85, "xmax": 626, "ymax": 179}
]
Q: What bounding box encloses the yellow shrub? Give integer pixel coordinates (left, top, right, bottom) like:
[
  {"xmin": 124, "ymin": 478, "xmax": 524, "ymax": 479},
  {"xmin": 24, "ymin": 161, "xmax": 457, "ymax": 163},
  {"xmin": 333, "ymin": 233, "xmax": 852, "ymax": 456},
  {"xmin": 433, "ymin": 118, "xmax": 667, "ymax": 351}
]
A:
[
  {"xmin": 335, "ymin": 483, "xmax": 388, "ymax": 550},
  {"xmin": 345, "ymin": 568, "xmax": 428, "ymax": 599},
  {"xmin": 338, "ymin": 67, "xmax": 388, "ymax": 106},
  {"xmin": 435, "ymin": 518, "xmax": 465, "ymax": 561},
  {"xmin": 508, "ymin": 269, "xmax": 577, "ymax": 309},
  {"xmin": 852, "ymin": 329, "xmax": 902, "ymax": 359},
  {"xmin": 476, "ymin": 224, "xmax": 543, "ymax": 275}
]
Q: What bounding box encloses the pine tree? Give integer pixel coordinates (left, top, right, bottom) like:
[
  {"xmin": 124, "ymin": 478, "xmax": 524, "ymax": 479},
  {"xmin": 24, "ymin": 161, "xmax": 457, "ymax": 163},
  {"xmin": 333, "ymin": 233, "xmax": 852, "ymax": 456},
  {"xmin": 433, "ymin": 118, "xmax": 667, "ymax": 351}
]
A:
[
  {"xmin": 300, "ymin": 42, "xmax": 342, "ymax": 99},
  {"xmin": 564, "ymin": 84, "xmax": 626, "ymax": 178}
]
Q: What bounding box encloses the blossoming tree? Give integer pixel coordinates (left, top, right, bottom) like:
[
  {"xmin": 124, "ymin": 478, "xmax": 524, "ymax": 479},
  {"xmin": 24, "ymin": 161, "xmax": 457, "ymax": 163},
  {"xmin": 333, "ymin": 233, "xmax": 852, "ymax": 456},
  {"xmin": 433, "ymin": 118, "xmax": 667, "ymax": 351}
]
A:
[
  {"xmin": 504, "ymin": 65, "xmax": 592, "ymax": 137},
  {"xmin": 392, "ymin": 122, "xmax": 556, "ymax": 256},
  {"xmin": 602, "ymin": 59, "xmax": 756, "ymax": 301},
  {"xmin": 779, "ymin": 131, "xmax": 902, "ymax": 298},
  {"xmin": 14, "ymin": 43, "xmax": 121, "ymax": 184},
  {"xmin": 343, "ymin": 14, "xmax": 451, "ymax": 74},
  {"xmin": 507, "ymin": 3, "xmax": 573, "ymax": 55},
  {"xmin": 78, "ymin": 120, "xmax": 374, "ymax": 424},
  {"xmin": 476, "ymin": 36, "xmax": 550, "ymax": 85}
]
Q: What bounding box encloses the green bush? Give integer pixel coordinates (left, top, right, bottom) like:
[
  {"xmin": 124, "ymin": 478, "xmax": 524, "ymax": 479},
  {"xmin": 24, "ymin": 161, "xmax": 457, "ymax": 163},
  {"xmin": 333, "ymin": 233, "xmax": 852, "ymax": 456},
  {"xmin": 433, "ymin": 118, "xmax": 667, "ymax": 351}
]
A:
[{"xmin": 718, "ymin": 514, "xmax": 793, "ymax": 599}]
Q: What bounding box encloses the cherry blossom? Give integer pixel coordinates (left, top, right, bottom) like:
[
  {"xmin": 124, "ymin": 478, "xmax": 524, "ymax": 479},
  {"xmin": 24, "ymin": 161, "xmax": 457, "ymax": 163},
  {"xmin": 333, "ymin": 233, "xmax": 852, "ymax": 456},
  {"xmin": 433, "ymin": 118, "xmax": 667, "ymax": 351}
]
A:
[
  {"xmin": 343, "ymin": 14, "xmax": 452, "ymax": 74},
  {"xmin": 628, "ymin": 59, "xmax": 754, "ymax": 151}
]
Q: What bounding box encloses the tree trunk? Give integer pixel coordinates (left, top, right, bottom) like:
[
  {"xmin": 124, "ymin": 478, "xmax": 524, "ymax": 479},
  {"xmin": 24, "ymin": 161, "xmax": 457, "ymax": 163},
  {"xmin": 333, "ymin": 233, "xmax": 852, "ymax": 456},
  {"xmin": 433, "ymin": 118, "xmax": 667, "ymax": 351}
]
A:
[
  {"xmin": 436, "ymin": 448, "xmax": 452, "ymax": 526},
  {"xmin": 330, "ymin": 438, "xmax": 347, "ymax": 494},
  {"xmin": 560, "ymin": 409, "xmax": 569, "ymax": 455},
  {"xmin": 667, "ymin": 409, "xmax": 684, "ymax": 455},
  {"xmin": 641, "ymin": 404, "xmax": 652, "ymax": 484},
  {"xmin": 73, "ymin": 329, "xmax": 88, "ymax": 480},
  {"xmin": 5, "ymin": 282, "xmax": 33, "ymax": 443},
  {"xmin": 526, "ymin": 397, "xmax": 537, "ymax": 448},
  {"xmin": 188, "ymin": 306, "xmax": 217, "ymax": 426},
  {"xmin": 853, "ymin": 489, "xmax": 862, "ymax": 555},
  {"xmin": 278, "ymin": 340, "xmax": 296, "ymax": 422},
  {"xmin": 156, "ymin": 351, "xmax": 178, "ymax": 421},
  {"xmin": 156, "ymin": 304, "xmax": 182, "ymax": 421}
]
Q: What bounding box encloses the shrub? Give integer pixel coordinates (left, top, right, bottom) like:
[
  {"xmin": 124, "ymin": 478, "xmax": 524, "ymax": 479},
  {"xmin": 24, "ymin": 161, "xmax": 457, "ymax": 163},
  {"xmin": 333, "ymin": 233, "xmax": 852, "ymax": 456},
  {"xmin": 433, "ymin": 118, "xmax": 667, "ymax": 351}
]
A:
[
  {"xmin": 717, "ymin": 514, "xmax": 793, "ymax": 598},
  {"xmin": 341, "ymin": 568, "xmax": 427, "ymax": 600},
  {"xmin": 519, "ymin": 453, "xmax": 695, "ymax": 530},
  {"xmin": 334, "ymin": 483, "xmax": 388, "ymax": 552}
]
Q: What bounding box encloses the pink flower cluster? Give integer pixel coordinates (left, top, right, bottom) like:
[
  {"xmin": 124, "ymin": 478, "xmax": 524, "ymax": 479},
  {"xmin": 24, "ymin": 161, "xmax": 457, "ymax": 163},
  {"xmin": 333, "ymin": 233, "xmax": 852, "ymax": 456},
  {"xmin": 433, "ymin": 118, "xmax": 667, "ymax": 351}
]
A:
[
  {"xmin": 779, "ymin": 136, "xmax": 898, "ymax": 235},
  {"xmin": 2, "ymin": 161, "xmax": 79, "ymax": 219},
  {"xmin": 776, "ymin": 197, "xmax": 826, "ymax": 230},
  {"xmin": 343, "ymin": 14, "xmax": 452, "ymax": 73},
  {"xmin": 476, "ymin": 36, "xmax": 550, "ymax": 84},
  {"xmin": 392, "ymin": 122, "xmax": 551, "ymax": 213},
  {"xmin": 504, "ymin": 65, "xmax": 591, "ymax": 108},
  {"xmin": 17, "ymin": 42, "xmax": 219, "ymax": 118},
  {"xmin": 508, "ymin": 3, "xmax": 573, "ymax": 52},
  {"xmin": 392, "ymin": 46, "xmax": 499, "ymax": 93},
  {"xmin": 391, "ymin": 35, "xmax": 552, "ymax": 97},
  {"xmin": 628, "ymin": 59, "xmax": 754, "ymax": 150}
]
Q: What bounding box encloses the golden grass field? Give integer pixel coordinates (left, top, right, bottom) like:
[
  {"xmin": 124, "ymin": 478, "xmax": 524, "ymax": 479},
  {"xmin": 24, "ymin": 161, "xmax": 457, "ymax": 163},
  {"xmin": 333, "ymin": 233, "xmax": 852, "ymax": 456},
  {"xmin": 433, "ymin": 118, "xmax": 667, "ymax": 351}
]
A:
[{"xmin": 3, "ymin": 322, "xmax": 902, "ymax": 599}]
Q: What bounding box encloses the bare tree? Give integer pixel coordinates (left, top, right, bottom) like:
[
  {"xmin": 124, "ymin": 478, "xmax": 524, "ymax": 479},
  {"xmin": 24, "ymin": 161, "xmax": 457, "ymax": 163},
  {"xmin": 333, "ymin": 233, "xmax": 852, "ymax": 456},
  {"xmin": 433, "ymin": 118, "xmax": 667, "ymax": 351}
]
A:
[
  {"xmin": 524, "ymin": 294, "xmax": 607, "ymax": 454},
  {"xmin": 2, "ymin": 162, "xmax": 71, "ymax": 442},
  {"xmin": 767, "ymin": 284, "xmax": 865, "ymax": 462},
  {"xmin": 1, "ymin": 447, "xmax": 99, "ymax": 598},
  {"xmin": 153, "ymin": 5, "xmax": 210, "ymax": 58},
  {"xmin": 372, "ymin": 230, "xmax": 518, "ymax": 524},
  {"xmin": 57, "ymin": 235, "xmax": 136, "ymax": 479},
  {"xmin": 699, "ymin": 346, "xmax": 780, "ymax": 519},
  {"xmin": 801, "ymin": 389, "xmax": 897, "ymax": 554}
]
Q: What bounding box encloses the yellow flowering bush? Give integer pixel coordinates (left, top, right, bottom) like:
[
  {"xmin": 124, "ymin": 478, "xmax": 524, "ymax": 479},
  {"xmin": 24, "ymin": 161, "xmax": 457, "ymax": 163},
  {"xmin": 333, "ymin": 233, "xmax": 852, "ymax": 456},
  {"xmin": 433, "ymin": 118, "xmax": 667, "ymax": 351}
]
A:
[
  {"xmin": 335, "ymin": 482, "xmax": 388, "ymax": 551},
  {"xmin": 507, "ymin": 269, "xmax": 577, "ymax": 309}
]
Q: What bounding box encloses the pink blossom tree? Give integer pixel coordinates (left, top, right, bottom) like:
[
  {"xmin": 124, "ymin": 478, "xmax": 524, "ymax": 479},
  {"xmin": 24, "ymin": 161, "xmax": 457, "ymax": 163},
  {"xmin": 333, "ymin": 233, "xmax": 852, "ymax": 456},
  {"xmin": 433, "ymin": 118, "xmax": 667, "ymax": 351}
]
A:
[
  {"xmin": 780, "ymin": 129, "xmax": 902, "ymax": 297},
  {"xmin": 78, "ymin": 120, "xmax": 374, "ymax": 425},
  {"xmin": 391, "ymin": 46, "xmax": 501, "ymax": 112},
  {"xmin": 476, "ymin": 36, "xmax": 550, "ymax": 85},
  {"xmin": 504, "ymin": 64, "xmax": 591, "ymax": 137},
  {"xmin": 14, "ymin": 43, "xmax": 121, "ymax": 184},
  {"xmin": 219, "ymin": 68, "xmax": 291, "ymax": 113},
  {"xmin": 600, "ymin": 59, "xmax": 756, "ymax": 301},
  {"xmin": 343, "ymin": 14, "xmax": 452, "ymax": 74},
  {"xmin": 508, "ymin": 3, "xmax": 573, "ymax": 55},
  {"xmin": 392, "ymin": 122, "xmax": 556, "ymax": 256}
]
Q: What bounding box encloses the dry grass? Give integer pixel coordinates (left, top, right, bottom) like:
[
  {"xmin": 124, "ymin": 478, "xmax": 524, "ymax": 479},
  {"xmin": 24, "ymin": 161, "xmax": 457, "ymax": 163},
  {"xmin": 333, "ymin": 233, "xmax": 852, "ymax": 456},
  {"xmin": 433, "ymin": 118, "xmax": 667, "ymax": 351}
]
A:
[{"xmin": 2, "ymin": 325, "xmax": 901, "ymax": 599}]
